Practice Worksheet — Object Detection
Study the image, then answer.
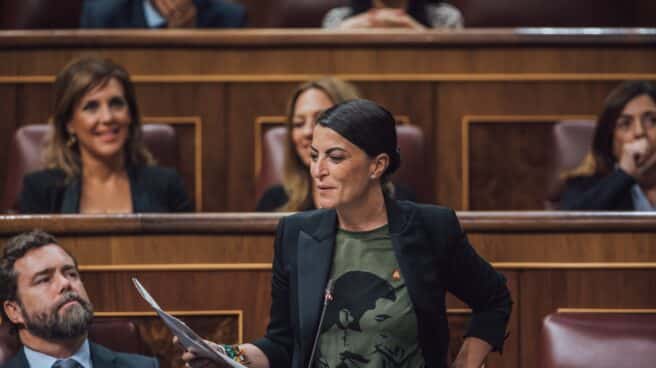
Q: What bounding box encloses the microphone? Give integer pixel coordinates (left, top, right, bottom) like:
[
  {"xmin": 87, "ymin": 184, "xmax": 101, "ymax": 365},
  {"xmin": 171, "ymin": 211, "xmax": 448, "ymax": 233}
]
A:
[{"xmin": 307, "ymin": 278, "xmax": 335, "ymax": 368}]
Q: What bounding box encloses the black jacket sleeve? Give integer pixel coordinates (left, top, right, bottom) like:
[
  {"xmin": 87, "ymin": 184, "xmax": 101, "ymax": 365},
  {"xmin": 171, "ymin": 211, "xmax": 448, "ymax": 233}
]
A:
[
  {"xmin": 251, "ymin": 217, "xmax": 293, "ymax": 367},
  {"xmin": 559, "ymin": 169, "xmax": 635, "ymax": 210},
  {"xmin": 442, "ymin": 209, "xmax": 512, "ymax": 352},
  {"xmin": 256, "ymin": 185, "xmax": 289, "ymax": 212}
]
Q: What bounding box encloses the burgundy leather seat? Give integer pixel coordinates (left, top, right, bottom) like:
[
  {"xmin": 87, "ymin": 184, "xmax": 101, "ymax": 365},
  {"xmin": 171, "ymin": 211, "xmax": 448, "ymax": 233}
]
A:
[
  {"xmin": 256, "ymin": 124, "xmax": 428, "ymax": 202},
  {"xmin": 256, "ymin": 0, "xmax": 348, "ymax": 27},
  {"xmin": 0, "ymin": 318, "xmax": 149, "ymax": 365},
  {"xmin": 0, "ymin": 0, "xmax": 83, "ymax": 29},
  {"xmin": 545, "ymin": 120, "xmax": 596, "ymax": 209},
  {"xmin": 540, "ymin": 312, "xmax": 656, "ymax": 368},
  {"xmin": 0, "ymin": 124, "xmax": 178, "ymax": 213}
]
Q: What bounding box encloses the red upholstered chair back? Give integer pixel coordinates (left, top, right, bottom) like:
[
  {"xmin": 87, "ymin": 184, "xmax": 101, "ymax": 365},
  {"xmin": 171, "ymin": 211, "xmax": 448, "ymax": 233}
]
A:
[
  {"xmin": 256, "ymin": 124, "xmax": 427, "ymax": 202},
  {"xmin": 0, "ymin": 0, "xmax": 83, "ymax": 29},
  {"xmin": 545, "ymin": 120, "xmax": 596, "ymax": 209},
  {"xmin": 258, "ymin": 0, "xmax": 349, "ymax": 27},
  {"xmin": 0, "ymin": 318, "xmax": 149, "ymax": 365},
  {"xmin": 540, "ymin": 312, "xmax": 656, "ymax": 368},
  {"xmin": 449, "ymin": 0, "xmax": 656, "ymax": 27},
  {"xmin": 0, "ymin": 124, "xmax": 178, "ymax": 213}
]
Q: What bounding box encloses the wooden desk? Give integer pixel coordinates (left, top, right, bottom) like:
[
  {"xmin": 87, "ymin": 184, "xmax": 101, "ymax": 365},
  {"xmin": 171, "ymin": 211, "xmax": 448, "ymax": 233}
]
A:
[
  {"xmin": 0, "ymin": 29, "xmax": 655, "ymax": 211},
  {"xmin": 1, "ymin": 212, "xmax": 654, "ymax": 367}
]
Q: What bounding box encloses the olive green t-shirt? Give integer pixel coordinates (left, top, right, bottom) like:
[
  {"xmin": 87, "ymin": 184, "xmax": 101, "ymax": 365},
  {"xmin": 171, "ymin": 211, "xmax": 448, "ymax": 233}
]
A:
[{"xmin": 314, "ymin": 225, "xmax": 426, "ymax": 368}]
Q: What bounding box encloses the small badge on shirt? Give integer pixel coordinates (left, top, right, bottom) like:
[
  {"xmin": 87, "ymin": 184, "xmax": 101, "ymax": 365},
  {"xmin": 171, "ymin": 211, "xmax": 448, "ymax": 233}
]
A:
[{"xmin": 392, "ymin": 268, "xmax": 401, "ymax": 281}]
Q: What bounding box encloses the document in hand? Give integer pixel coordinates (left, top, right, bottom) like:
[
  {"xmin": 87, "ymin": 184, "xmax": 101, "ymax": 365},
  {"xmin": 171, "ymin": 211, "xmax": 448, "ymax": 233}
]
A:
[{"xmin": 131, "ymin": 278, "xmax": 247, "ymax": 368}]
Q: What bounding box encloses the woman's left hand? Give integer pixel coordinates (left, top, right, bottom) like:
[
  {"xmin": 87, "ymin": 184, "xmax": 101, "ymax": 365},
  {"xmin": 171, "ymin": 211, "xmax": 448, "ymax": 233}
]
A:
[{"xmin": 451, "ymin": 337, "xmax": 492, "ymax": 368}]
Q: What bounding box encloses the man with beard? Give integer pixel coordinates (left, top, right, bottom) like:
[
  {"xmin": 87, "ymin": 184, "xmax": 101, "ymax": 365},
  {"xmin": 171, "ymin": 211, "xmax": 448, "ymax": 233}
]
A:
[{"xmin": 0, "ymin": 230, "xmax": 158, "ymax": 368}]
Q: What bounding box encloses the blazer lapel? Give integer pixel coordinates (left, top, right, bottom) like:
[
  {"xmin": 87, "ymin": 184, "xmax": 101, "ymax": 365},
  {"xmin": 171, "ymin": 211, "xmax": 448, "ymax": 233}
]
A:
[
  {"xmin": 296, "ymin": 209, "xmax": 337, "ymax": 365},
  {"xmin": 89, "ymin": 342, "xmax": 117, "ymax": 368},
  {"xmin": 60, "ymin": 177, "xmax": 80, "ymax": 213}
]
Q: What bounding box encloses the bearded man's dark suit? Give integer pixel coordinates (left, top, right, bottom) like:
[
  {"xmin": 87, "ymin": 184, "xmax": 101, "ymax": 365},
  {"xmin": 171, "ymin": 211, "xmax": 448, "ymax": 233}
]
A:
[
  {"xmin": 1, "ymin": 342, "xmax": 158, "ymax": 368},
  {"xmin": 252, "ymin": 199, "xmax": 512, "ymax": 368}
]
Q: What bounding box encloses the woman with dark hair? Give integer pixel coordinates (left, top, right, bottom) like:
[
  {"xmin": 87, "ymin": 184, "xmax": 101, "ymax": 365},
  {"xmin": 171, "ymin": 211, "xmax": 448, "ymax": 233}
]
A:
[
  {"xmin": 182, "ymin": 100, "xmax": 511, "ymax": 368},
  {"xmin": 560, "ymin": 81, "xmax": 656, "ymax": 210},
  {"xmin": 19, "ymin": 57, "xmax": 192, "ymax": 213},
  {"xmin": 322, "ymin": 0, "xmax": 463, "ymax": 30},
  {"xmin": 256, "ymin": 78, "xmax": 414, "ymax": 212}
]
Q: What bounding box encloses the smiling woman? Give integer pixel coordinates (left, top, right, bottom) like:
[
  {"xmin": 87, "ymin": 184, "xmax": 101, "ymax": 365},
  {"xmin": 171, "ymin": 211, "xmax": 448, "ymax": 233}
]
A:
[{"xmin": 18, "ymin": 57, "xmax": 193, "ymax": 214}]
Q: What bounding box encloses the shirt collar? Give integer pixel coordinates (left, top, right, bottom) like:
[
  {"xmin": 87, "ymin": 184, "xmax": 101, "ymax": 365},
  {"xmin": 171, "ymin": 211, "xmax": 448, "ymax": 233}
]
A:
[
  {"xmin": 630, "ymin": 184, "xmax": 656, "ymax": 211},
  {"xmin": 24, "ymin": 338, "xmax": 92, "ymax": 368},
  {"xmin": 143, "ymin": 0, "xmax": 167, "ymax": 28}
]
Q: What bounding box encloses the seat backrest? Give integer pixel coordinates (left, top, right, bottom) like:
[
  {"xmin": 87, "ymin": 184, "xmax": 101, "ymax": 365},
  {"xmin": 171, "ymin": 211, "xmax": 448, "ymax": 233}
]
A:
[
  {"xmin": 260, "ymin": 0, "xmax": 349, "ymax": 27},
  {"xmin": 545, "ymin": 120, "xmax": 596, "ymax": 208},
  {"xmin": 256, "ymin": 124, "xmax": 427, "ymax": 202},
  {"xmin": 449, "ymin": 0, "xmax": 655, "ymax": 27},
  {"xmin": 0, "ymin": 318, "xmax": 148, "ymax": 365},
  {"xmin": 0, "ymin": 0, "xmax": 83, "ymax": 29},
  {"xmin": 0, "ymin": 124, "xmax": 178, "ymax": 213},
  {"xmin": 540, "ymin": 312, "xmax": 656, "ymax": 368}
]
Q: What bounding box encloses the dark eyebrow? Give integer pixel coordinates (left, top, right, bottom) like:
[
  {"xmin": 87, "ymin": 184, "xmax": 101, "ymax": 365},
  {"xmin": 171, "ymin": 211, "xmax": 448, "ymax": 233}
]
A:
[
  {"xmin": 30, "ymin": 268, "xmax": 54, "ymax": 283},
  {"xmin": 326, "ymin": 147, "xmax": 347, "ymax": 155}
]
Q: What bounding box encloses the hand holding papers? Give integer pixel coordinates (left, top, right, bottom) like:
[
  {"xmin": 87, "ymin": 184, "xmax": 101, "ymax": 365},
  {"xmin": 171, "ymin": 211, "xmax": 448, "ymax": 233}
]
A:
[{"xmin": 131, "ymin": 278, "xmax": 246, "ymax": 368}]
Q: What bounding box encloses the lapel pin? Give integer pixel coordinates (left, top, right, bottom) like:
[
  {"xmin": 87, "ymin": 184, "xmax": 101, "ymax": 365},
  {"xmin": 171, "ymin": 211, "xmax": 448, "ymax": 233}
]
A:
[{"xmin": 392, "ymin": 268, "xmax": 401, "ymax": 281}]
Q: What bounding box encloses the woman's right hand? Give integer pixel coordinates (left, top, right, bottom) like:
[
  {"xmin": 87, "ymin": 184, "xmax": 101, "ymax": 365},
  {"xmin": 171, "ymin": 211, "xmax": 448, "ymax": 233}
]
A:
[
  {"xmin": 173, "ymin": 336, "xmax": 231, "ymax": 368},
  {"xmin": 618, "ymin": 138, "xmax": 656, "ymax": 178}
]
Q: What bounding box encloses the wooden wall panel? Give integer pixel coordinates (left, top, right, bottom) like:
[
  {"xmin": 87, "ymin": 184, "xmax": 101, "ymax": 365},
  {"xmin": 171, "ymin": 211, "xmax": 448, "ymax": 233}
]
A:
[
  {"xmin": 436, "ymin": 81, "xmax": 620, "ymax": 209},
  {"xmin": 227, "ymin": 83, "xmax": 296, "ymax": 210},
  {"xmin": 469, "ymin": 122, "xmax": 555, "ymax": 210},
  {"xmin": 0, "ymin": 85, "xmax": 16, "ymax": 200},
  {"xmin": 137, "ymin": 83, "xmax": 225, "ymax": 210},
  {"xmin": 519, "ymin": 270, "xmax": 656, "ymax": 368}
]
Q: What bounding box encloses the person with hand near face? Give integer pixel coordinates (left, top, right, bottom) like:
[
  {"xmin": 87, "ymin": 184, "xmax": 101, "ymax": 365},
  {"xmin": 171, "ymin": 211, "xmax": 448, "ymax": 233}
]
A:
[
  {"xmin": 560, "ymin": 81, "xmax": 656, "ymax": 210},
  {"xmin": 19, "ymin": 57, "xmax": 192, "ymax": 214},
  {"xmin": 322, "ymin": 0, "xmax": 463, "ymax": 30},
  {"xmin": 80, "ymin": 0, "xmax": 246, "ymax": 29},
  {"xmin": 0, "ymin": 230, "xmax": 158, "ymax": 368},
  {"xmin": 181, "ymin": 100, "xmax": 512, "ymax": 368}
]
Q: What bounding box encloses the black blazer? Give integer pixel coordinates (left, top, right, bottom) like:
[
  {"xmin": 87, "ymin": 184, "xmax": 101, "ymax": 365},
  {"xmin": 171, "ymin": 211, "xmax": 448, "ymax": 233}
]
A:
[
  {"xmin": 80, "ymin": 0, "xmax": 246, "ymax": 28},
  {"xmin": 559, "ymin": 168, "xmax": 636, "ymax": 210},
  {"xmin": 19, "ymin": 166, "xmax": 193, "ymax": 214},
  {"xmin": 1, "ymin": 342, "xmax": 158, "ymax": 368},
  {"xmin": 252, "ymin": 199, "xmax": 512, "ymax": 368}
]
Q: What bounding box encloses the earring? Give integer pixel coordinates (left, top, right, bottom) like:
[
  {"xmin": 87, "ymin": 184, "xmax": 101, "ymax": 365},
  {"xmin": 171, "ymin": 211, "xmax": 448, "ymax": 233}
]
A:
[{"xmin": 67, "ymin": 133, "xmax": 77, "ymax": 148}]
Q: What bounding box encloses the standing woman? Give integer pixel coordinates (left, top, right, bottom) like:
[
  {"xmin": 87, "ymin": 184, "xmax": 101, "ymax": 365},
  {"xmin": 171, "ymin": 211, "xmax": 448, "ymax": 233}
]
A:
[
  {"xmin": 184, "ymin": 100, "xmax": 511, "ymax": 368},
  {"xmin": 19, "ymin": 57, "xmax": 192, "ymax": 213}
]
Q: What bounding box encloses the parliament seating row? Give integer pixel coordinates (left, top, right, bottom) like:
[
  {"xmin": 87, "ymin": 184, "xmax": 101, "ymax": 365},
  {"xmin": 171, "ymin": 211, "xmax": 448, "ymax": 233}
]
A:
[
  {"xmin": 1, "ymin": 0, "xmax": 654, "ymax": 29},
  {"xmin": 0, "ymin": 119, "xmax": 594, "ymax": 213}
]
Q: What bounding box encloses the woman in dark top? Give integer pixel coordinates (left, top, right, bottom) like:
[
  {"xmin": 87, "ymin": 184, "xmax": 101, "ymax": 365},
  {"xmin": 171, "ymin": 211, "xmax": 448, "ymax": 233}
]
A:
[
  {"xmin": 256, "ymin": 78, "xmax": 360, "ymax": 212},
  {"xmin": 182, "ymin": 100, "xmax": 511, "ymax": 368},
  {"xmin": 256, "ymin": 78, "xmax": 415, "ymax": 212},
  {"xmin": 559, "ymin": 81, "xmax": 656, "ymax": 210},
  {"xmin": 20, "ymin": 57, "xmax": 192, "ymax": 213}
]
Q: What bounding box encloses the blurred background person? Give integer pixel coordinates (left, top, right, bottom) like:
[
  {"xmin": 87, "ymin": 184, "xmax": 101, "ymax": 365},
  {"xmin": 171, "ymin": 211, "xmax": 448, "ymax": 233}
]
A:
[
  {"xmin": 80, "ymin": 0, "xmax": 246, "ymax": 29},
  {"xmin": 256, "ymin": 77, "xmax": 415, "ymax": 212},
  {"xmin": 19, "ymin": 57, "xmax": 192, "ymax": 214},
  {"xmin": 323, "ymin": 0, "xmax": 463, "ymax": 30},
  {"xmin": 256, "ymin": 78, "xmax": 361, "ymax": 212},
  {"xmin": 559, "ymin": 81, "xmax": 656, "ymax": 210}
]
